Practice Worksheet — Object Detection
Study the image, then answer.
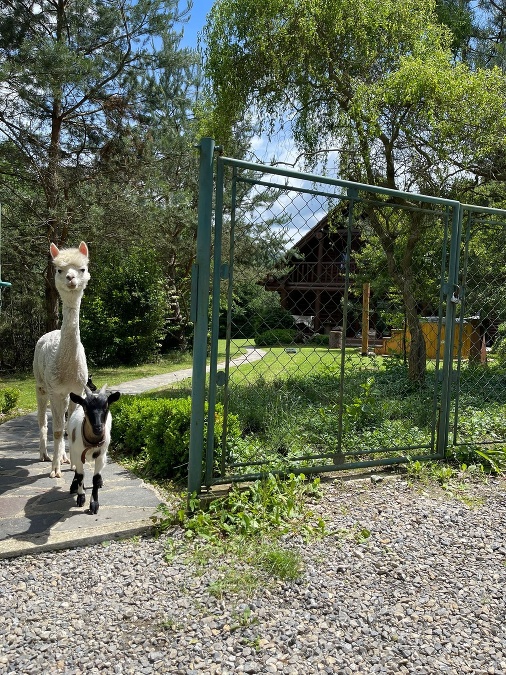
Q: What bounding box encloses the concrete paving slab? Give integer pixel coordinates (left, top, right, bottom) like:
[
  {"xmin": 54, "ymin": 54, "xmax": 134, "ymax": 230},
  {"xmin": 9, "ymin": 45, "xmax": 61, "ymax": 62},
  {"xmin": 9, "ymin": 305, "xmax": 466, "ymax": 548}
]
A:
[
  {"xmin": 0, "ymin": 410, "xmax": 162, "ymax": 559},
  {"xmin": 0, "ymin": 347, "xmax": 266, "ymax": 559}
]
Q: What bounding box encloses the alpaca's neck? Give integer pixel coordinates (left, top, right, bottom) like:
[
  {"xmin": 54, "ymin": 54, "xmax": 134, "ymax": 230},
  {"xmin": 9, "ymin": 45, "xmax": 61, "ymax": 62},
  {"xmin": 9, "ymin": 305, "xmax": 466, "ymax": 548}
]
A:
[{"xmin": 55, "ymin": 298, "xmax": 83, "ymax": 367}]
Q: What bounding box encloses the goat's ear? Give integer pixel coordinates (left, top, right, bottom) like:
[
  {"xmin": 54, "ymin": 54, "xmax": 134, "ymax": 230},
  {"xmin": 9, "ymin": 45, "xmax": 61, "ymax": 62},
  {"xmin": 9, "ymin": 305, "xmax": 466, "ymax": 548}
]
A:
[
  {"xmin": 70, "ymin": 391, "xmax": 85, "ymax": 406},
  {"xmin": 50, "ymin": 243, "xmax": 59, "ymax": 259},
  {"xmin": 79, "ymin": 241, "xmax": 89, "ymax": 257},
  {"xmin": 108, "ymin": 391, "xmax": 121, "ymax": 405}
]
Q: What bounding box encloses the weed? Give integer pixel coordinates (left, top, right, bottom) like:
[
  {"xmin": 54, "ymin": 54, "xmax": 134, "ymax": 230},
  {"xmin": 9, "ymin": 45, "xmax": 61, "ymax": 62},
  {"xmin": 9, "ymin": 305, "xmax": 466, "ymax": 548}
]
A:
[
  {"xmin": 208, "ymin": 569, "xmax": 260, "ymax": 599},
  {"xmin": 354, "ymin": 526, "xmax": 372, "ymax": 544},
  {"xmin": 255, "ymin": 544, "xmax": 303, "ymax": 581},
  {"xmin": 230, "ymin": 606, "xmax": 259, "ymax": 630},
  {"xmin": 152, "ymin": 474, "xmax": 325, "ymax": 600},
  {"xmin": 159, "ymin": 616, "xmax": 183, "ymax": 631}
]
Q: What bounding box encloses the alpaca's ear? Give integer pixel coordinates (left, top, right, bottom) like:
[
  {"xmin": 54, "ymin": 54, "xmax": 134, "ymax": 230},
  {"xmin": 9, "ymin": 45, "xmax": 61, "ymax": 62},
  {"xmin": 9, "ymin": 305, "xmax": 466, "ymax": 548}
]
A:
[
  {"xmin": 79, "ymin": 241, "xmax": 89, "ymax": 257},
  {"xmin": 70, "ymin": 392, "xmax": 85, "ymax": 407},
  {"xmin": 50, "ymin": 243, "xmax": 59, "ymax": 259}
]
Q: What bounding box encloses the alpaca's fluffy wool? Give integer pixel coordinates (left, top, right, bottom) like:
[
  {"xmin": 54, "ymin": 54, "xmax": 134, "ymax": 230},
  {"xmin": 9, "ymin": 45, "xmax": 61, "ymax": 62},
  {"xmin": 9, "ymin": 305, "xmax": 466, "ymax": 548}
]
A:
[
  {"xmin": 52, "ymin": 248, "xmax": 89, "ymax": 269},
  {"xmin": 33, "ymin": 241, "xmax": 90, "ymax": 478}
]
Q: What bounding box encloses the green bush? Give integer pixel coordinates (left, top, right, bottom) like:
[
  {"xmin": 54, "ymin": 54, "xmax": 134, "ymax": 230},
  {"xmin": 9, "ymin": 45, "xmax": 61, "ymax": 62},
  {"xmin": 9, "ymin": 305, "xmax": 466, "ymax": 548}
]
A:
[
  {"xmin": 254, "ymin": 329, "xmax": 297, "ymax": 346},
  {"xmin": 111, "ymin": 395, "xmax": 241, "ymax": 479},
  {"xmin": 251, "ymin": 302, "xmax": 295, "ymax": 337},
  {"xmin": 0, "ymin": 387, "xmax": 20, "ymax": 414},
  {"xmin": 310, "ymin": 333, "xmax": 329, "ymax": 346},
  {"xmin": 81, "ymin": 247, "xmax": 168, "ymax": 366},
  {"xmin": 491, "ymin": 322, "xmax": 506, "ymax": 362}
]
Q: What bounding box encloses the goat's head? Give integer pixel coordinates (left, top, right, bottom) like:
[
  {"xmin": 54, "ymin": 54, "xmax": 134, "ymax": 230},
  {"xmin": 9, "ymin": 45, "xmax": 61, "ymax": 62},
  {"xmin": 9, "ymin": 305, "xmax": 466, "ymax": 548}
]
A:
[{"xmin": 70, "ymin": 384, "xmax": 121, "ymax": 438}]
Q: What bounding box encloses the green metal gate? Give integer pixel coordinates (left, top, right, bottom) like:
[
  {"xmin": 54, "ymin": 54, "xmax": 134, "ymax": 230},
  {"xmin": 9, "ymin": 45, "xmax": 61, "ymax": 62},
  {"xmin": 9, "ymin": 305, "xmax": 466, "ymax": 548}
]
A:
[
  {"xmin": 188, "ymin": 138, "xmax": 506, "ymax": 494},
  {"xmin": 449, "ymin": 205, "xmax": 506, "ymax": 467}
]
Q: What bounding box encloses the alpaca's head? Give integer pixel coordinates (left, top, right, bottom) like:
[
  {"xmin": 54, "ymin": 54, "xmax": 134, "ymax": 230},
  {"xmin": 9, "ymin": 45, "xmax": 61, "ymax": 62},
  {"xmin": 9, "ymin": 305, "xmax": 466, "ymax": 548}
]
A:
[{"xmin": 51, "ymin": 241, "xmax": 90, "ymax": 303}]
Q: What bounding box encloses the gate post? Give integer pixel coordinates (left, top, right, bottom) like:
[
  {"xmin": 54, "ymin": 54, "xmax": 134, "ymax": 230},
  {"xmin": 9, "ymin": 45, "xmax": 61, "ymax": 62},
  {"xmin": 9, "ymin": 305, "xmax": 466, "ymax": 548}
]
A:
[
  {"xmin": 437, "ymin": 202, "xmax": 462, "ymax": 458},
  {"xmin": 188, "ymin": 138, "xmax": 216, "ymax": 496}
]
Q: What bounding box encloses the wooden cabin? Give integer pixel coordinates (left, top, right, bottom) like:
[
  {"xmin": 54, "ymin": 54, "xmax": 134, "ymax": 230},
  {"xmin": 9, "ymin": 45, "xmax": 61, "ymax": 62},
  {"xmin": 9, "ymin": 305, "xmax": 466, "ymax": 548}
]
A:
[{"xmin": 263, "ymin": 214, "xmax": 362, "ymax": 333}]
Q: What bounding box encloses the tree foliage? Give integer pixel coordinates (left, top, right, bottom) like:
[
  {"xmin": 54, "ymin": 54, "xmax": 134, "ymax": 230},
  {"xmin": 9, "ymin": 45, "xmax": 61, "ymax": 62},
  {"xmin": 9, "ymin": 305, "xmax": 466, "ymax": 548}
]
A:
[
  {"xmin": 203, "ymin": 0, "xmax": 506, "ymax": 381},
  {"xmin": 0, "ymin": 0, "xmax": 198, "ymax": 332}
]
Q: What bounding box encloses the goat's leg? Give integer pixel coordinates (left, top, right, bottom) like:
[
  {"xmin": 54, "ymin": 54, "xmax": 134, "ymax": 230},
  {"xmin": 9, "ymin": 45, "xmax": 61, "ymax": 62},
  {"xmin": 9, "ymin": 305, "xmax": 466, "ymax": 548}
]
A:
[
  {"xmin": 90, "ymin": 454, "xmax": 106, "ymax": 515},
  {"xmin": 70, "ymin": 453, "xmax": 85, "ymax": 506},
  {"xmin": 75, "ymin": 472, "xmax": 86, "ymax": 507},
  {"xmin": 36, "ymin": 386, "xmax": 50, "ymax": 461}
]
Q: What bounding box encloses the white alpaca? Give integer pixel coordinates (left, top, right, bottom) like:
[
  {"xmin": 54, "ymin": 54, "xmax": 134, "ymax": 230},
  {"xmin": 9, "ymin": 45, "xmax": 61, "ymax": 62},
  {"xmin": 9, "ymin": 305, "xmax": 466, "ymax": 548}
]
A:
[{"xmin": 33, "ymin": 241, "xmax": 90, "ymax": 478}]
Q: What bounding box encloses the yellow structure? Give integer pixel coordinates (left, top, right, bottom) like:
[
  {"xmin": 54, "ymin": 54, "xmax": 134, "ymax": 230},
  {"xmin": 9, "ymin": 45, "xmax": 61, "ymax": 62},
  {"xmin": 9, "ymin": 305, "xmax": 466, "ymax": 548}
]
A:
[{"xmin": 375, "ymin": 318, "xmax": 482, "ymax": 360}]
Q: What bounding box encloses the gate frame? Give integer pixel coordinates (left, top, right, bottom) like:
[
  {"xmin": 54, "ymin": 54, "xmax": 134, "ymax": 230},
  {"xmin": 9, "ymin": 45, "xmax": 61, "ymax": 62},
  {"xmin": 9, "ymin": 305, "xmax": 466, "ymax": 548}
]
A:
[{"xmin": 188, "ymin": 138, "xmax": 501, "ymax": 495}]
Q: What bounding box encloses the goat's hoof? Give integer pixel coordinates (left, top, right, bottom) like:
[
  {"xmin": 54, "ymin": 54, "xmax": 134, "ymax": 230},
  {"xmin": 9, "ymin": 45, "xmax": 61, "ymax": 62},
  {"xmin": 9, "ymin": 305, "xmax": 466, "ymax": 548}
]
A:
[
  {"xmin": 40, "ymin": 454, "xmax": 50, "ymax": 462},
  {"xmin": 76, "ymin": 494, "xmax": 86, "ymax": 507},
  {"xmin": 62, "ymin": 455, "xmax": 70, "ymax": 465},
  {"xmin": 50, "ymin": 468, "xmax": 62, "ymax": 478},
  {"xmin": 89, "ymin": 501, "xmax": 99, "ymax": 515}
]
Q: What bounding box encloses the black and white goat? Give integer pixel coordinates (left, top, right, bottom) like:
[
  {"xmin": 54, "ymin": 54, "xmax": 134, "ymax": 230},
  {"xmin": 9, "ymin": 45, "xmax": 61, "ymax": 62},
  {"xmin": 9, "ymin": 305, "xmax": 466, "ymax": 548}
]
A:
[{"xmin": 68, "ymin": 385, "xmax": 120, "ymax": 514}]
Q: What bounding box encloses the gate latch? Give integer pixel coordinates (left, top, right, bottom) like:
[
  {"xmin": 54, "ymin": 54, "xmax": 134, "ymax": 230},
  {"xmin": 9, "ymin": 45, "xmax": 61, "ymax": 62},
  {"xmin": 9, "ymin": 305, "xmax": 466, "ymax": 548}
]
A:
[{"xmin": 450, "ymin": 285, "xmax": 460, "ymax": 303}]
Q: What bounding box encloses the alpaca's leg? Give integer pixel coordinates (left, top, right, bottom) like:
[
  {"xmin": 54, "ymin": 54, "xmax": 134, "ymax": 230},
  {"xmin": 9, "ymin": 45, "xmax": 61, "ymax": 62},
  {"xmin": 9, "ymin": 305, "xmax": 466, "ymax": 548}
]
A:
[
  {"xmin": 35, "ymin": 386, "xmax": 50, "ymax": 462},
  {"xmin": 50, "ymin": 397, "xmax": 67, "ymax": 478},
  {"xmin": 61, "ymin": 395, "xmax": 71, "ymax": 465},
  {"xmin": 90, "ymin": 453, "xmax": 106, "ymax": 515}
]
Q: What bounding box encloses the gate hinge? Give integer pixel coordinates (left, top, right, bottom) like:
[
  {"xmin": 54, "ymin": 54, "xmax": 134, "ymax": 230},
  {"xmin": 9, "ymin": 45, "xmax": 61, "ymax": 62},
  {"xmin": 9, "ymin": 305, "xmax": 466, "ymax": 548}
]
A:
[{"xmin": 190, "ymin": 263, "xmax": 199, "ymax": 323}]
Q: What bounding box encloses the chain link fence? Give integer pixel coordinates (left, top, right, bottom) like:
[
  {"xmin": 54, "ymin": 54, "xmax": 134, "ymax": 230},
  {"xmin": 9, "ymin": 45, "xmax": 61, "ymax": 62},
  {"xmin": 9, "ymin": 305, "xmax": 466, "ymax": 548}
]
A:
[
  {"xmin": 189, "ymin": 143, "xmax": 506, "ymax": 491},
  {"xmin": 449, "ymin": 207, "xmax": 506, "ymax": 470}
]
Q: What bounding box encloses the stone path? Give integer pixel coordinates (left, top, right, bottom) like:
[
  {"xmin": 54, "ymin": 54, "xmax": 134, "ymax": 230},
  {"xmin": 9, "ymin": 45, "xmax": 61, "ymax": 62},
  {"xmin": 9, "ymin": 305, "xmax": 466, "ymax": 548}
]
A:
[{"xmin": 0, "ymin": 346, "xmax": 266, "ymax": 559}]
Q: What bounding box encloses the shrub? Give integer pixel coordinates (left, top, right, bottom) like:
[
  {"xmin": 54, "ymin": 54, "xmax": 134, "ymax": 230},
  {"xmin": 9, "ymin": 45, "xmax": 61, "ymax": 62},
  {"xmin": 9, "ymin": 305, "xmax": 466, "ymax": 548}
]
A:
[
  {"xmin": 310, "ymin": 333, "xmax": 329, "ymax": 346},
  {"xmin": 254, "ymin": 329, "xmax": 297, "ymax": 346},
  {"xmin": 491, "ymin": 322, "xmax": 506, "ymax": 363},
  {"xmin": 0, "ymin": 387, "xmax": 20, "ymax": 414},
  {"xmin": 81, "ymin": 247, "xmax": 168, "ymax": 366},
  {"xmin": 251, "ymin": 302, "xmax": 295, "ymax": 336},
  {"xmin": 111, "ymin": 395, "xmax": 241, "ymax": 479}
]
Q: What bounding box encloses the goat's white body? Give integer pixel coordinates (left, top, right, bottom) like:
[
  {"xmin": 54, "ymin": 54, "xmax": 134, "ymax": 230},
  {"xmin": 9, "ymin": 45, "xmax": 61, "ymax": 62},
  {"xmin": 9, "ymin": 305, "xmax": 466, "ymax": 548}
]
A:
[
  {"xmin": 33, "ymin": 243, "xmax": 90, "ymax": 477},
  {"xmin": 68, "ymin": 404, "xmax": 112, "ymax": 468},
  {"xmin": 68, "ymin": 404, "xmax": 112, "ymax": 513}
]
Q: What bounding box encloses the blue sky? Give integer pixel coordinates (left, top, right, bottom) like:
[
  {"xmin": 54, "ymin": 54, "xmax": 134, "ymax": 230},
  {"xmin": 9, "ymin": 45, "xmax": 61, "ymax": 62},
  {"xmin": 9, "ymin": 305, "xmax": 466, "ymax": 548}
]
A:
[
  {"xmin": 180, "ymin": 0, "xmax": 215, "ymax": 48},
  {"xmin": 177, "ymin": 0, "xmax": 329, "ymax": 241}
]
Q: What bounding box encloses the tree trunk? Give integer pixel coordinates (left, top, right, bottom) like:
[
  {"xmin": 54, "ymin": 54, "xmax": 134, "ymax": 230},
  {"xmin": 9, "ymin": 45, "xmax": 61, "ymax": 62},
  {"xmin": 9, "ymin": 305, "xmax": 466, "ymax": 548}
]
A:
[
  {"xmin": 403, "ymin": 283, "xmax": 426, "ymax": 383},
  {"xmin": 43, "ymin": 0, "xmax": 66, "ymax": 333},
  {"xmin": 44, "ymin": 261, "xmax": 60, "ymax": 333}
]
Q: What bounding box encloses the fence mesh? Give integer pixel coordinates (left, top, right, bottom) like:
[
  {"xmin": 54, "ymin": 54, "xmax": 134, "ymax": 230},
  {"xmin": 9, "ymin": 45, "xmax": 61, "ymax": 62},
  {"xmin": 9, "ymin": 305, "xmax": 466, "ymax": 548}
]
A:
[
  {"xmin": 208, "ymin": 165, "xmax": 457, "ymax": 483},
  {"xmin": 449, "ymin": 209, "xmax": 506, "ymax": 468}
]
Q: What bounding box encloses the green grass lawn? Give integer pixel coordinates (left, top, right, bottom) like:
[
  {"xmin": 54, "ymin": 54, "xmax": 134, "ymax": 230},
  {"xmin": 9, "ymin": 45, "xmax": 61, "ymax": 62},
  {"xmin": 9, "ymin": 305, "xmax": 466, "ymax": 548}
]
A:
[
  {"xmin": 0, "ymin": 339, "xmax": 250, "ymax": 415},
  {"xmin": 3, "ymin": 340, "xmax": 505, "ymax": 476}
]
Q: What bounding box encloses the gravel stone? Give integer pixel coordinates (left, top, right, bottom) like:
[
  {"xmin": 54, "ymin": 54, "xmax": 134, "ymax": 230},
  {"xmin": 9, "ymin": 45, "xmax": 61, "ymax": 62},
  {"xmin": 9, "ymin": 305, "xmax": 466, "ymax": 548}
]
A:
[{"xmin": 0, "ymin": 476, "xmax": 505, "ymax": 674}]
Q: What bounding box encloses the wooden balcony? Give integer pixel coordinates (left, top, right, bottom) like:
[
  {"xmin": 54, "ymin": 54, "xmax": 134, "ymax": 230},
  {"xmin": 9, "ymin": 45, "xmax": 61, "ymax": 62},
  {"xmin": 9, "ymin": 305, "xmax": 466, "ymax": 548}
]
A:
[{"xmin": 282, "ymin": 261, "xmax": 355, "ymax": 289}]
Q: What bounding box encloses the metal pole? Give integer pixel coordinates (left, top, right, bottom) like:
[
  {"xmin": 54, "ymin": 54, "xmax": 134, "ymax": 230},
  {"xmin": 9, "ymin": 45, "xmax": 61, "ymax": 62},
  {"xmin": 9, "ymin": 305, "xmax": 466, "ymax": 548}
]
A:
[
  {"xmin": 205, "ymin": 155, "xmax": 225, "ymax": 486},
  {"xmin": 437, "ymin": 203, "xmax": 462, "ymax": 457},
  {"xmin": 361, "ymin": 282, "xmax": 370, "ymax": 356},
  {"xmin": 188, "ymin": 138, "xmax": 215, "ymax": 496}
]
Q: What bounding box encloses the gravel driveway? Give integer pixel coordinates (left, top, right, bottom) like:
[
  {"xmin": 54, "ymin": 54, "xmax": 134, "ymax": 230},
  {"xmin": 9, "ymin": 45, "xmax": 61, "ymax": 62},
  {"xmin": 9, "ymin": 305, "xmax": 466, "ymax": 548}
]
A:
[{"xmin": 1, "ymin": 475, "xmax": 505, "ymax": 674}]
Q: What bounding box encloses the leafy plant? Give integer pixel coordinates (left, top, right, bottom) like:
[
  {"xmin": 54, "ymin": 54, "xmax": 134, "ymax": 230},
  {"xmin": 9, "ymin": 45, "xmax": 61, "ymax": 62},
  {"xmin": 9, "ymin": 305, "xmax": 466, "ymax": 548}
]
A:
[
  {"xmin": 111, "ymin": 395, "xmax": 241, "ymax": 479},
  {"xmin": 152, "ymin": 473, "xmax": 325, "ymax": 541},
  {"xmin": 0, "ymin": 387, "xmax": 20, "ymax": 414},
  {"xmin": 254, "ymin": 329, "xmax": 297, "ymax": 346},
  {"xmin": 153, "ymin": 474, "xmax": 321, "ymax": 599}
]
